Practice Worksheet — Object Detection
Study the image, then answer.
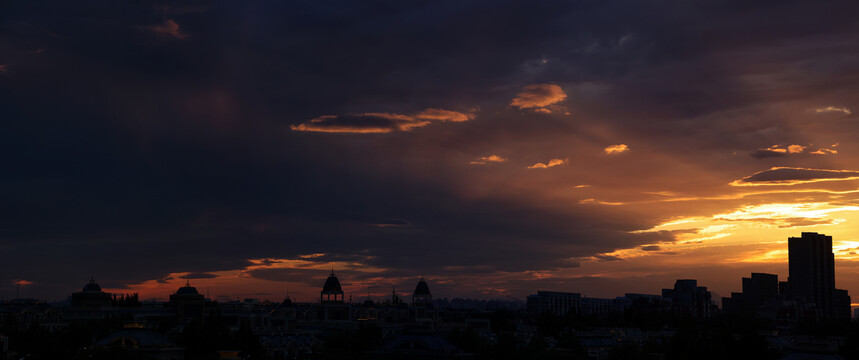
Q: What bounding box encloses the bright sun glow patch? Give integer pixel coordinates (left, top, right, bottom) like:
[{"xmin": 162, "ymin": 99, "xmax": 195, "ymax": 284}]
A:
[
  {"xmin": 715, "ymin": 202, "xmax": 859, "ymax": 225},
  {"xmin": 614, "ymin": 202, "xmax": 859, "ymax": 263}
]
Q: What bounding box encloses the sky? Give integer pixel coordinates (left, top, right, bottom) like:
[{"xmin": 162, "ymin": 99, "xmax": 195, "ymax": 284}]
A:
[{"xmin": 2, "ymin": 0, "xmax": 859, "ymax": 304}]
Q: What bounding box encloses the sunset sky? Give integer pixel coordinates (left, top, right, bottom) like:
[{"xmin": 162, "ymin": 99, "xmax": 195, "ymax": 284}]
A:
[{"xmin": 3, "ymin": 0, "xmax": 859, "ymax": 304}]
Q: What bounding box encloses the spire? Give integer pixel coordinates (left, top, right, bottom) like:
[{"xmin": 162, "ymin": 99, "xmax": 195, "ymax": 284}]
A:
[
  {"xmin": 330, "ymin": 269, "xmax": 335, "ymax": 277},
  {"xmin": 90, "ymin": 274, "xmax": 95, "ymax": 284},
  {"xmin": 185, "ymin": 274, "xmax": 190, "ymax": 287}
]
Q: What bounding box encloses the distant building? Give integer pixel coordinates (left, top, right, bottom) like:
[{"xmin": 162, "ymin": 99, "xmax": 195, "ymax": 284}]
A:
[
  {"xmin": 93, "ymin": 322, "xmax": 184, "ymax": 360},
  {"xmin": 662, "ymin": 279, "xmax": 713, "ymax": 318},
  {"xmin": 71, "ymin": 276, "xmax": 112, "ymax": 308},
  {"xmin": 527, "ymin": 291, "xmax": 581, "ymax": 316},
  {"xmin": 0, "ymin": 333, "xmax": 8, "ymax": 360},
  {"xmin": 787, "ymin": 232, "xmax": 851, "ymax": 319},
  {"xmin": 270, "ymin": 297, "xmax": 296, "ymax": 331},
  {"xmin": 526, "ymin": 291, "xmax": 628, "ymax": 317},
  {"xmin": 722, "ymin": 273, "xmax": 779, "ymax": 315}
]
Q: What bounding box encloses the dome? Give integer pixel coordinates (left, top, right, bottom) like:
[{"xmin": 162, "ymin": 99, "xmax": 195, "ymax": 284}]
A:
[
  {"xmin": 82, "ymin": 282, "xmax": 102, "ymax": 293},
  {"xmin": 82, "ymin": 276, "xmax": 103, "ymax": 292},
  {"xmin": 414, "ymin": 278, "xmax": 431, "ymax": 296},
  {"xmin": 322, "ymin": 271, "xmax": 342, "ymax": 293},
  {"xmin": 176, "ymin": 286, "xmax": 199, "ymax": 296}
]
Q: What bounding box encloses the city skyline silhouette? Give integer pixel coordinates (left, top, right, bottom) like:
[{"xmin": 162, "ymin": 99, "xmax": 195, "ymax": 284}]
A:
[{"xmin": 3, "ymin": 0, "xmax": 859, "ymax": 314}]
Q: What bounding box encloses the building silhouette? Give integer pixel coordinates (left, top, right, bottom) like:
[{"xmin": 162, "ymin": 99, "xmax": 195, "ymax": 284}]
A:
[
  {"xmin": 317, "ymin": 270, "xmax": 350, "ymax": 321},
  {"xmin": 70, "ymin": 276, "xmax": 112, "ymax": 308},
  {"xmin": 662, "ymin": 279, "xmax": 713, "ymax": 318},
  {"xmin": 787, "ymin": 232, "xmax": 850, "ymax": 319},
  {"xmin": 411, "ymin": 277, "xmax": 437, "ymax": 322},
  {"xmin": 722, "ymin": 273, "xmax": 780, "ymax": 316},
  {"xmin": 168, "ymin": 278, "xmax": 205, "ymax": 321}
]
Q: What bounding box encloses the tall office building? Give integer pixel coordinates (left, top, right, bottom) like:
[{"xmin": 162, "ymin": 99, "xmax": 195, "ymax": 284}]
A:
[{"xmin": 787, "ymin": 232, "xmax": 850, "ymax": 319}]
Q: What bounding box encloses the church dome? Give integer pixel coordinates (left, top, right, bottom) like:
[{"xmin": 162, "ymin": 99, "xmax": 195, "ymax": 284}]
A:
[
  {"xmin": 82, "ymin": 276, "xmax": 103, "ymax": 292},
  {"xmin": 82, "ymin": 282, "xmax": 102, "ymax": 293},
  {"xmin": 176, "ymin": 286, "xmax": 199, "ymax": 296},
  {"xmin": 322, "ymin": 271, "xmax": 342, "ymax": 293},
  {"xmin": 414, "ymin": 278, "xmax": 431, "ymax": 295}
]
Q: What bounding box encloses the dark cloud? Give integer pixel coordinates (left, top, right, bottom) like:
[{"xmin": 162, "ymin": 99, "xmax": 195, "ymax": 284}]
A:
[
  {"xmin": 291, "ymin": 114, "xmax": 429, "ymax": 134},
  {"xmin": 3, "ymin": 0, "xmax": 859, "ymax": 300},
  {"xmin": 290, "ymin": 109, "xmax": 474, "ymax": 133},
  {"xmin": 187, "ymin": 273, "xmax": 218, "ymax": 279},
  {"xmin": 595, "ymin": 255, "xmax": 623, "ymax": 262},
  {"xmin": 734, "ymin": 167, "xmax": 859, "ymax": 185},
  {"xmin": 144, "ymin": 19, "xmax": 189, "ymax": 40},
  {"xmin": 749, "ymin": 149, "xmax": 788, "ymax": 159},
  {"xmin": 640, "ymin": 245, "xmax": 662, "ymax": 252},
  {"xmin": 247, "ymin": 268, "xmax": 325, "ymax": 287}
]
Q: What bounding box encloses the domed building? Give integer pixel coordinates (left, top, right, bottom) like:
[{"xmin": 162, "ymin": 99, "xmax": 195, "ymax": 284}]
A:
[
  {"xmin": 413, "ymin": 277, "xmax": 433, "ymax": 305},
  {"xmin": 169, "ymin": 278, "xmax": 205, "ymax": 321},
  {"xmin": 320, "ymin": 270, "xmax": 344, "ymax": 304},
  {"xmin": 317, "ymin": 270, "xmax": 350, "ymax": 322},
  {"xmin": 271, "ymin": 295, "xmax": 297, "ymax": 331},
  {"xmin": 411, "ymin": 277, "xmax": 437, "ymax": 322},
  {"xmin": 71, "ymin": 276, "xmax": 112, "ymax": 308}
]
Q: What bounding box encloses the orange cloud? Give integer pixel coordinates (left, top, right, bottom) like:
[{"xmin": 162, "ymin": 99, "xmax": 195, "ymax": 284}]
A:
[
  {"xmin": 527, "ymin": 158, "xmax": 568, "ymax": 169},
  {"xmin": 510, "ymin": 84, "xmax": 567, "ymax": 112},
  {"xmin": 810, "ymin": 143, "xmax": 838, "ymax": 155},
  {"xmin": 13, "ymin": 279, "xmax": 33, "ymax": 285},
  {"xmin": 787, "ymin": 145, "xmax": 806, "ymax": 153},
  {"xmin": 604, "ymin": 144, "xmax": 629, "ymax": 154},
  {"xmin": 0, "ymin": 64, "xmax": 7, "ymax": 73},
  {"xmin": 816, "ymin": 106, "xmax": 852, "ymax": 115},
  {"xmin": 811, "ymin": 148, "xmax": 838, "ymax": 155},
  {"xmin": 291, "ymin": 108, "xmax": 474, "ymax": 134},
  {"xmin": 579, "ymin": 198, "xmax": 624, "ymax": 206},
  {"xmin": 470, "ymin": 154, "xmax": 508, "ymax": 165},
  {"xmin": 750, "ymin": 144, "xmax": 813, "ymax": 158},
  {"xmin": 146, "ymin": 19, "xmax": 189, "ymax": 40},
  {"xmin": 414, "ymin": 108, "xmax": 475, "ymax": 122},
  {"xmin": 764, "ymin": 145, "xmax": 787, "ymax": 153}
]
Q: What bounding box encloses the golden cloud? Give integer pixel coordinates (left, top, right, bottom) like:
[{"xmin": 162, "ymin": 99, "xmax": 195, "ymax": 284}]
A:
[
  {"xmin": 291, "ymin": 108, "xmax": 474, "ymax": 133},
  {"xmin": 810, "ymin": 143, "xmax": 839, "ymax": 155},
  {"xmin": 509, "ymin": 84, "xmax": 567, "ymax": 112},
  {"xmin": 146, "ymin": 19, "xmax": 189, "ymax": 40},
  {"xmin": 470, "ymin": 154, "xmax": 508, "ymax": 165},
  {"xmin": 764, "ymin": 145, "xmax": 788, "ymax": 153},
  {"xmin": 604, "ymin": 144, "xmax": 629, "ymax": 154},
  {"xmin": 811, "ymin": 148, "xmax": 838, "ymax": 155},
  {"xmin": 579, "ymin": 198, "xmax": 624, "ymax": 206},
  {"xmin": 816, "ymin": 106, "xmax": 852, "ymax": 115},
  {"xmin": 787, "ymin": 145, "xmax": 806, "ymax": 154},
  {"xmin": 750, "ymin": 144, "xmax": 821, "ymax": 159},
  {"xmin": 527, "ymin": 158, "xmax": 568, "ymax": 169}
]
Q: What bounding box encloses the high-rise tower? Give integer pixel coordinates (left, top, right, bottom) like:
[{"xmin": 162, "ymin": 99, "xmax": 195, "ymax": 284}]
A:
[{"xmin": 787, "ymin": 232, "xmax": 849, "ymax": 318}]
